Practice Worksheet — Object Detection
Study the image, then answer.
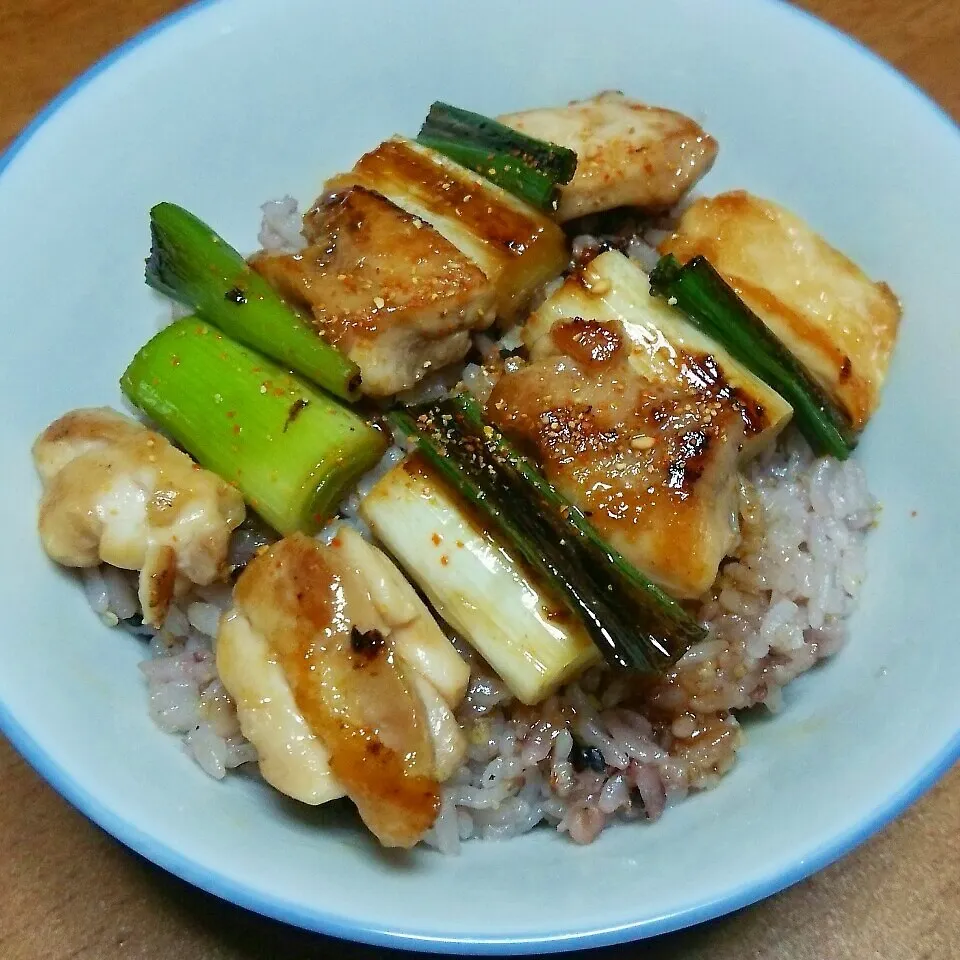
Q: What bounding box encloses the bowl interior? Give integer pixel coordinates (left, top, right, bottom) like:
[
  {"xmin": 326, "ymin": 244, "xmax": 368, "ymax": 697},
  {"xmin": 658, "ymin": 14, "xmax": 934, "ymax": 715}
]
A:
[{"xmin": 1, "ymin": 0, "xmax": 959, "ymax": 951}]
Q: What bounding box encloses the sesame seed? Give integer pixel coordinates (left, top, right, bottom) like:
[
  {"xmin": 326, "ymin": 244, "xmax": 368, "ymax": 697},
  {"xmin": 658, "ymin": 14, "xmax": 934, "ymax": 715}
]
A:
[{"xmin": 373, "ymin": 297, "xmax": 385, "ymax": 309}]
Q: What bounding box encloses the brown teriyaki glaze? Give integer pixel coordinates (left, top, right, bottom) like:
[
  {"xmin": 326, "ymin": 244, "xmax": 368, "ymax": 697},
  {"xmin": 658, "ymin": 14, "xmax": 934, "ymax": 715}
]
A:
[
  {"xmin": 673, "ymin": 349, "xmax": 768, "ymax": 439},
  {"xmin": 350, "ymin": 138, "xmax": 551, "ymax": 258},
  {"xmin": 550, "ymin": 317, "xmax": 623, "ymax": 367}
]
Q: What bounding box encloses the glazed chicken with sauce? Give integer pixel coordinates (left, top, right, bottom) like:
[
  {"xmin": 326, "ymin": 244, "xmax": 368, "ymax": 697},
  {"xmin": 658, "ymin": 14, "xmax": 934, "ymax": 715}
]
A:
[
  {"xmin": 485, "ymin": 249, "xmax": 794, "ymax": 598},
  {"xmin": 522, "ymin": 251, "xmax": 794, "ymax": 460},
  {"xmin": 488, "ymin": 311, "xmax": 746, "ymax": 600},
  {"xmin": 251, "ymin": 185, "xmax": 495, "ymax": 397},
  {"xmin": 499, "ymin": 92, "xmax": 718, "ymax": 222},
  {"xmin": 34, "ymin": 408, "xmax": 245, "ymax": 627},
  {"xmin": 253, "ymin": 137, "xmax": 567, "ymax": 396},
  {"xmin": 217, "ymin": 529, "xmax": 468, "ymax": 848},
  {"xmin": 331, "ymin": 138, "xmax": 569, "ymax": 321},
  {"xmin": 661, "ymin": 191, "xmax": 902, "ymax": 429}
]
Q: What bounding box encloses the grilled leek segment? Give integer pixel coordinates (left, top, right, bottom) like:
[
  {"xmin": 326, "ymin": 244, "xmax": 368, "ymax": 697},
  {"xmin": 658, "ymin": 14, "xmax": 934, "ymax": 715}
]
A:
[
  {"xmin": 649, "ymin": 254, "xmax": 856, "ymax": 458},
  {"xmin": 146, "ymin": 202, "xmax": 361, "ymax": 400},
  {"xmin": 417, "ymin": 101, "xmax": 577, "ymax": 212},
  {"xmin": 360, "ymin": 455, "xmax": 601, "ymax": 705},
  {"xmin": 121, "ymin": 318, "xmax": 386, "ymax": 534}
]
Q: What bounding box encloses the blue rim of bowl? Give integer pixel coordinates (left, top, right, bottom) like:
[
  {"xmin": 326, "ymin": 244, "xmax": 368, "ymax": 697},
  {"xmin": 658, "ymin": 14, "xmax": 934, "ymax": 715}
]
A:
[{"xmin": 2, "ymin": 0, "xmax": 959, "ymax": 952}]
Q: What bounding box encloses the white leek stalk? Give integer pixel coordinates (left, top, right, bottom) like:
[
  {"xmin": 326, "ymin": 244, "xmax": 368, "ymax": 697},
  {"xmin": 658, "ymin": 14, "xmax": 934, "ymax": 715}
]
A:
[{"xmin": 360, "ymin": 457, "xmax": 600, "ymax": 705}]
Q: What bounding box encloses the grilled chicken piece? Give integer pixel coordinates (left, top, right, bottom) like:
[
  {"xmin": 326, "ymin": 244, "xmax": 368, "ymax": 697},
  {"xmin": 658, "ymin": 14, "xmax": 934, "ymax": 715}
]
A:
[
  {"xmin": 661, "ymin": 191, "xmax": 902, "ymax": 429},
  {"xmin": 254, "ymin": 138, "xmax": 566, "ymax": 397},
  {"xmin": 523, "ymin": 251, "xmax": 793, "ymax": 460},
  {"xmin": 499, "ymin": 92, "xmax": 718, "ymax": 222},
  {"xmin": 331, "ymin": 137, "xmax": 568, "ymax": 321},
  {"xmin": 252, "ymin": 186, "xmax": 494, "ymax": 396},
  {"xmin": 217, "ymin": 608, "xmax": 468, "ymax": 803},
  {"xmin": 489, "ymin": 311, "xmax": 744, "ymax": 599},
  {"xmin": 217, "ymin": 528, "xmax": 468, "ymax": 847},
  {"xmin": 34, "ymin": 408, "xmax": 245, "ymax": 627}
]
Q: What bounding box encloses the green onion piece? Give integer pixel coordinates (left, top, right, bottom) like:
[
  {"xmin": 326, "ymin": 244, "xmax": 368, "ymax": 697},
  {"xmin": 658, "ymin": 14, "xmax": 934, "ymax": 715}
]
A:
[
  {"xmin": 390, "ymin": 407, "xmax": 695, "ymax": 673},
  {"xmin": 649, "ymin": 254, "xmax": 858, "ymax": 459},
  {"xmin": 416, "ymin": 135, "xmax": 558, "ymax": 212},
  {"xmin": 146, "ymin": 203, "xmax": 361, "ymax": 401},
  {"xmin": 121, "ymin": 317, "xmax": 386, "ymax": 534},
  {"xmin": 448, "ymin": 393, "xmax": 706, "ymax": 653},
  {"xmin": 418, "ymin": 102, "xmax": 577, "ymax": 185}
]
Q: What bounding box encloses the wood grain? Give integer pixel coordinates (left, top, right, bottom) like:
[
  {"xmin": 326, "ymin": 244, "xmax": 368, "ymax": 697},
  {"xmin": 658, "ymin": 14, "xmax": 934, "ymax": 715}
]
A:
[{"xmin": 1, "ymin": 1, "xmax": 957, "ymax": 958}]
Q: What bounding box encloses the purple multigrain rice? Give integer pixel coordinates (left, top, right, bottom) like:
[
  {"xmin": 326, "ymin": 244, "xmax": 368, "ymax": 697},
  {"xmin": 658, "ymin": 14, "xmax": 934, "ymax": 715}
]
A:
[{"xmin": 81, "ymin": 191, "xmax": 879, "ymax": 848}]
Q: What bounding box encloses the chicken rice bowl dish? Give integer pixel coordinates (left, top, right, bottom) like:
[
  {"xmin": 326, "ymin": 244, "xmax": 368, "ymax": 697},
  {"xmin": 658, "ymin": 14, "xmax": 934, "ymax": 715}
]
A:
[{"xmin": 33, "ymin": 94, "xmax": 900, "ymax": 851}]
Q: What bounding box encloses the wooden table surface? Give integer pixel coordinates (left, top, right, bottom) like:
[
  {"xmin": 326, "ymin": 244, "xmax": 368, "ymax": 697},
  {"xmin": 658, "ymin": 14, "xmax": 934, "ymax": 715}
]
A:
[{"xmin": 1, "ymin": 1, "xmax": 958, "ymax": 957}]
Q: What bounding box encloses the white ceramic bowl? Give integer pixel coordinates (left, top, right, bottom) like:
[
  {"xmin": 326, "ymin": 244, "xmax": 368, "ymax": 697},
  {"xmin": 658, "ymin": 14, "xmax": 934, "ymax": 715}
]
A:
[{"xmin": 2, "ymin": 0, "xmax": 958, "ymax": 951}]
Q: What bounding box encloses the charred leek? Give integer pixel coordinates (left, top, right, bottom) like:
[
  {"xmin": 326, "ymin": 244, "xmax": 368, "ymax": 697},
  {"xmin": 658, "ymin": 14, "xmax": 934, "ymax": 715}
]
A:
[
  {"xmin": 359, "ymin": 456, "xmax": 600, "ymax": 705},
  {"xmin": 121, "ymin": 317, "xmax": 385, "ymax": 534},
  {"xmin": 417, "ymin": 102, "xmax": 577, "ymax": 212},
  {"xmin": 416, "ymin": 136, "xmax": 557, "ymax": 212},
  {"xmin": 388, "ymin": 406, "xmax": 702, "ymax": 673},
  {"xmin": 449, "ymin": 392, "xmax": 706, "ymax": 650},
  {"xmin": 649, "ymin": 254, "xmax": 857, "ymax": 459},
  {"xmin": 419, "ymin": 102, "xmax": 577, "ymax": 183},
  {"xmin": 146, "ymin": 203, "xmax": 361, "ymax": 401}
]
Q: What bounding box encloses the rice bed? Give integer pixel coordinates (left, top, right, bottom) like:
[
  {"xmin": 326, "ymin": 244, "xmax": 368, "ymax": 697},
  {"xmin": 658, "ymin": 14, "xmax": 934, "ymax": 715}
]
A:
[
  {"xmin": 90, "ymin": 427, "xmax": 875, "ymax": 852},
  {"xmin": 88, "ymin": 196, "xmax": 880, "ymax": 850}
]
